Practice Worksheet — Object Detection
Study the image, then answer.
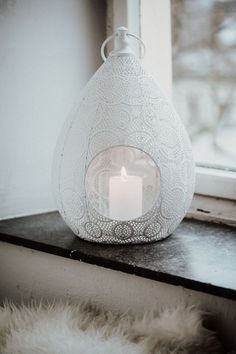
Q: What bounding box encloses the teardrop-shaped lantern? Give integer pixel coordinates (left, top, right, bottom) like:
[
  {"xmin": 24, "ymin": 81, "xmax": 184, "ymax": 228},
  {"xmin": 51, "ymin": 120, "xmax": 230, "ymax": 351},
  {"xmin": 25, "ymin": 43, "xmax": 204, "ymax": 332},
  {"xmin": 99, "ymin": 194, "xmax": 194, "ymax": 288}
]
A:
[{"xmin": 52, "ymin": 27, "xmax": 195, "ymax": 244}]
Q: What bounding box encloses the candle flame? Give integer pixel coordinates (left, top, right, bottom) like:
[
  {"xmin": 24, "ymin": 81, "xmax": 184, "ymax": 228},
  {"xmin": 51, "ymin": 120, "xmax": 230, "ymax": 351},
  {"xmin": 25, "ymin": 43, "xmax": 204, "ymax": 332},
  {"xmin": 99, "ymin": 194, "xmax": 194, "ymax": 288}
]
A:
[{"xmin": 121, "ymin": 166, "xmax": 127, "ymax": 180}]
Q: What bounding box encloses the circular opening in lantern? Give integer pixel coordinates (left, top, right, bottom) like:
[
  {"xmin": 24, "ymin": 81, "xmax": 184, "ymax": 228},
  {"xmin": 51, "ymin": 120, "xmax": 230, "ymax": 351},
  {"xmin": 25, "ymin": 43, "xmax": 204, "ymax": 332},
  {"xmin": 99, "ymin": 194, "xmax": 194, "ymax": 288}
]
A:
[{"xmin": 85, "ymin": 146, "xmax": 160, "ymax": 221}]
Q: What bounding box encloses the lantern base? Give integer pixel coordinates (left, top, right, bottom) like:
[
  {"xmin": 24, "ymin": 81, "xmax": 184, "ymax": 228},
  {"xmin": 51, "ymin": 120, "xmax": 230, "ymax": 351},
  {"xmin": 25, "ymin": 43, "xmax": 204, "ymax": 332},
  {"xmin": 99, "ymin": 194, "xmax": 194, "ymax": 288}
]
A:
[
  {"xmin": 67, "ymin": 205, "xmax": 180, "ymax": 244},
  {"xmin": 75, "ymin": 230, "xmax": 172, "ymax": 245}
]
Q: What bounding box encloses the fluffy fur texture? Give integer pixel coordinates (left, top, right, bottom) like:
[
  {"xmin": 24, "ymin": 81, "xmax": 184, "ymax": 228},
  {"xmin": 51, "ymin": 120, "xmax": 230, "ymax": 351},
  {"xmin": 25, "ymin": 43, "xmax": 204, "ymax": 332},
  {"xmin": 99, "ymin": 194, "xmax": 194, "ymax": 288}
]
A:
[{"xmin": 0, "ymin": 301, "xmax": 224, "ymax": 354}]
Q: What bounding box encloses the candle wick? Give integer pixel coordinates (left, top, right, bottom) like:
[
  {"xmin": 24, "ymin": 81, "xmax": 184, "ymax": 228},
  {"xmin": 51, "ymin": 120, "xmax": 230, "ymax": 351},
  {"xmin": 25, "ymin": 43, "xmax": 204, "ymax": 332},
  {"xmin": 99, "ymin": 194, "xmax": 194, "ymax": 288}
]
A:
[{"xmin": 121, "ymin": 166, "xmax": 128, "ymax": 181}]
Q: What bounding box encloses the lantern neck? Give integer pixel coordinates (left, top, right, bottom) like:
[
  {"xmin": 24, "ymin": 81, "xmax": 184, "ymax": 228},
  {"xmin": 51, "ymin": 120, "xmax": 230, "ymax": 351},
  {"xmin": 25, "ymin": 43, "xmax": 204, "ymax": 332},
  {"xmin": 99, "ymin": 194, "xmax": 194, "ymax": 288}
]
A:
[
  {"xmin": 100, "ymin": 27, "xmax": 145, "ymax": 61},
  {"xmin": 110, "ymin": 27, "xmax": 134, "ymax": 57}
]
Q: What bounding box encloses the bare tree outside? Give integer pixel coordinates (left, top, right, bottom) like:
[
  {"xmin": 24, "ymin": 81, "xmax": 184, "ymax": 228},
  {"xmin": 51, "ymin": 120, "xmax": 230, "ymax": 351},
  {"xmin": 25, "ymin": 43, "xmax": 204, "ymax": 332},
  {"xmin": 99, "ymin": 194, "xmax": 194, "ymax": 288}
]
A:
[{"xmin": 171, "ymin": 0, "xmax": 236, "ymax": 170}]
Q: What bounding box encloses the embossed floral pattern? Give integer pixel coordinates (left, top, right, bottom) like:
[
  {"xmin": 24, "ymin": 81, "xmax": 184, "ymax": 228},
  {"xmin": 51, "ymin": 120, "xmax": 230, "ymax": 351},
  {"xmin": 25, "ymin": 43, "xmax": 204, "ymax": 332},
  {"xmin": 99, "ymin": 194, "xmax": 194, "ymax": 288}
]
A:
[{"xmin": 53, "ymin": 55, "xmax": 195, "ymax": 244}]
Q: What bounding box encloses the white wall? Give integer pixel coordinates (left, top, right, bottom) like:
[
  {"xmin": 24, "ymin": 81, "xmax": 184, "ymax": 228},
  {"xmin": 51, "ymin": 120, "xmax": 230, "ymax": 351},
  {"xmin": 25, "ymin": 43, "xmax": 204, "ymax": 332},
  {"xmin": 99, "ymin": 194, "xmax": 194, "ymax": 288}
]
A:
[
  {"xmin": 0, "ymin": 0, "xmax": 105, "ymax": 219},
  {"xmin": 0, "ymin": 242, "xmax": 236, "ymax": 351}
]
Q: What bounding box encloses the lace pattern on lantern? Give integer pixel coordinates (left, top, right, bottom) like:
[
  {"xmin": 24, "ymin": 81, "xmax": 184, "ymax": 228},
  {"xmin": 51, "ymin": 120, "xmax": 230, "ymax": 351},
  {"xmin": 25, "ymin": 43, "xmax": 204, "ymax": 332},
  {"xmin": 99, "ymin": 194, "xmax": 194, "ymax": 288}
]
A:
[{"xmin": 53, "ymin": 55, "xmax": 195, "ymax": 244}]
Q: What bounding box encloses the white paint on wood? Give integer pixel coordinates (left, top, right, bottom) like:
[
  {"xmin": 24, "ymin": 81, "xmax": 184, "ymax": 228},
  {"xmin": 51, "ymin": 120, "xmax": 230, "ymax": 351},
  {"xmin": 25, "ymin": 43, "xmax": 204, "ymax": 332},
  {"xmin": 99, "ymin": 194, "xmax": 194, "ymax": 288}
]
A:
[
  {"xmin": 187, "ymin": 194, "xmax": 236, "ymax": 226},
  {"xmin": 195, "ymin": 167, "xmax": 236, "ymax": 200},
  {"xmin": 140, "ymin": 0, "xmax": 172, "ymax": 98}
]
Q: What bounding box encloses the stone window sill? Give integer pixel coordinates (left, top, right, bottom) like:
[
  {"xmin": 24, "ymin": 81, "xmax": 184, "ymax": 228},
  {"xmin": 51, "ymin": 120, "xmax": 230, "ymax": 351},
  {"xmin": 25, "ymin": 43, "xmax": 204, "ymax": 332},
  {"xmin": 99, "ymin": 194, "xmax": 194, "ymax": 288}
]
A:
[{"xmin": 0, "ymin": 212, "xmax": 235, "ymax": 300}]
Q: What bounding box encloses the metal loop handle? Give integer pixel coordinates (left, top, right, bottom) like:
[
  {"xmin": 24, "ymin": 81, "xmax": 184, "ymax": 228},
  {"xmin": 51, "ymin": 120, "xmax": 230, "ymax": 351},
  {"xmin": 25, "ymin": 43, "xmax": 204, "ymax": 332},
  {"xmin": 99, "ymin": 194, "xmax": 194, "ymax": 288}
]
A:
[
  {"xmin": 127, "ymin": 33, "xmax": 146, "ymax": 59},
  {"xmin": 100, "ymin": 34, "xmax": 115, "ymax": 61},
  {"xmin": 100, "ymin": 32, "xmax": 146, "ymax": 62}
]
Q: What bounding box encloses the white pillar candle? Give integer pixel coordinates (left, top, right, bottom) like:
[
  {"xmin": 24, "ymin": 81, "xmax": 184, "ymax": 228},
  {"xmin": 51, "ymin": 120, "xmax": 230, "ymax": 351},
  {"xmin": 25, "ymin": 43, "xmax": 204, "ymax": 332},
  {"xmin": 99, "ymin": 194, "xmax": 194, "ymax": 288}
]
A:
[{"xmin": 109, "ymin": 166, "xmax": 142, "ymax": 221}]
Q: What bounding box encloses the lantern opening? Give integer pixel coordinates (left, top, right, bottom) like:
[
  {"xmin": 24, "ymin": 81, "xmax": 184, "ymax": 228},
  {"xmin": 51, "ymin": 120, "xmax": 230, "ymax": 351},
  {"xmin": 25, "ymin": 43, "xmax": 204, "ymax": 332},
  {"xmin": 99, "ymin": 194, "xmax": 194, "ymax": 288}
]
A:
[{"xmin": 85, "ymin": 146, "xmax": 160, "ymax": 221}]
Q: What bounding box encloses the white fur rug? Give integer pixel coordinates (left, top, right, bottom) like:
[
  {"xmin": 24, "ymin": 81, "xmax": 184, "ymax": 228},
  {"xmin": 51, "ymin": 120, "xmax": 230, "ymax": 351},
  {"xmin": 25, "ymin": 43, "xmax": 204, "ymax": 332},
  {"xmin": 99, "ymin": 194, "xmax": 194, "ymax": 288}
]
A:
[{"xmin": 0, "ymin": 302, "xmax": 223, "ymax": 354}]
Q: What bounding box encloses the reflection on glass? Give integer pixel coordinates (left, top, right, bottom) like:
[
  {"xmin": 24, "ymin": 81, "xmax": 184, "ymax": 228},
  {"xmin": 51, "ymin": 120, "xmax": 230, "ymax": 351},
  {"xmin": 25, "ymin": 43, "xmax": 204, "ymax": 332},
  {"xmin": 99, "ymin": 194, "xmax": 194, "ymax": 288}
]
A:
[
  {"xmin": 85, "ymin": 146, "xmax": 160, "ymax": 221},
  {"xmin": 171, "ymin": 0, "xmax": 236, "ymax": 170}
]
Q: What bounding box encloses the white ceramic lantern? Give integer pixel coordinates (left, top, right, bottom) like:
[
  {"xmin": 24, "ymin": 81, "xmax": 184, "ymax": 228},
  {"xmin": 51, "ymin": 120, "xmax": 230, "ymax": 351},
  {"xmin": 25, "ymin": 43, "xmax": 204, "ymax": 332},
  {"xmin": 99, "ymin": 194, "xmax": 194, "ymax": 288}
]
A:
[{"xmin": 53, "ymin": 27, "xmax": 195, "ymax": 244}]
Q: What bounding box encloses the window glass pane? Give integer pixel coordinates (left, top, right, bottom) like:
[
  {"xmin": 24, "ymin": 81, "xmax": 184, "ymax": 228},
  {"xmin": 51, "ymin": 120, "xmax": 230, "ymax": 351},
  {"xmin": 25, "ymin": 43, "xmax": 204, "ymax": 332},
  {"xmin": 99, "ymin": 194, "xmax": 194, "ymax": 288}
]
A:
[{"xmin": 171, "ymin": 0, "xmax": 236, "ymax": 170}]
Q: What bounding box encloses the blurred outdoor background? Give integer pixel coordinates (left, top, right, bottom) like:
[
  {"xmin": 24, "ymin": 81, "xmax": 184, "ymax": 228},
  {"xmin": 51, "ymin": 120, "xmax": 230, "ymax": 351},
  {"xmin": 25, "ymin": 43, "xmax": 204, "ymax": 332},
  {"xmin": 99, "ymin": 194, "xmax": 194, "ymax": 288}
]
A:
[{"xmin": 171, "ymin": 0, "xmax": 236, "ymax": 170}]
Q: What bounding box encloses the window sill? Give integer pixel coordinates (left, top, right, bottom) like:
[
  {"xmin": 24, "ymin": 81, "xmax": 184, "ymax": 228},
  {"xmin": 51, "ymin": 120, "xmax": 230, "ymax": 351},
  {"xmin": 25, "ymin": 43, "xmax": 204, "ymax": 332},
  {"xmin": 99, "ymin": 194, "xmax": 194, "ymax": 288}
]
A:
[
  {"xmin": 0, "ymin": 212, "xmax": 235, "ymax": 301},
  {"xmin": 187, "ymin": 194, "xmax": 236, "ymax": 227}
]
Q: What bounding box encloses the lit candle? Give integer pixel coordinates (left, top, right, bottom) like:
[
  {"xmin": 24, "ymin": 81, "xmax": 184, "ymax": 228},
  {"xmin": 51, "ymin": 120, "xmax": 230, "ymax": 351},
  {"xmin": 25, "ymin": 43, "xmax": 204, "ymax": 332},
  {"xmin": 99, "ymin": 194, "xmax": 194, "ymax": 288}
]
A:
[{"xmin": 109, "ymin": 166, "xmax": 142, "ymax": 220}]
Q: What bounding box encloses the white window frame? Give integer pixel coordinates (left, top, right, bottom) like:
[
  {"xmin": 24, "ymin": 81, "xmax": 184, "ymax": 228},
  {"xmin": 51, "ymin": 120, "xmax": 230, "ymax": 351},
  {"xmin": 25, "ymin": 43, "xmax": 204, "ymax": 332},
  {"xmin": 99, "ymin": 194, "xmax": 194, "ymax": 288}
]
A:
[{"xmin": 108, "ymin": 0, "xmax": 236, "ymax": 225}]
